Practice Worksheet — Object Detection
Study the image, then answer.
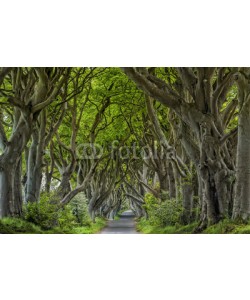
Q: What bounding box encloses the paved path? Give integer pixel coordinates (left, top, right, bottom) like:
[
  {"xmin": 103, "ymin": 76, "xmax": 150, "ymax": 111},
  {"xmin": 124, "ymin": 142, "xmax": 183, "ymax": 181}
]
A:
[{"xmin": 100, "ymin": 210, "xmax": 138, "ymax": 234}]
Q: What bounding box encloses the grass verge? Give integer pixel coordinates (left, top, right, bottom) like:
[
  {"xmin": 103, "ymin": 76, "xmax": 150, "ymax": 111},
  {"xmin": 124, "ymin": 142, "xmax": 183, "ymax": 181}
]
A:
[
  {"xmin": 0, "ymin": 217, "xmax": 106, "ymax": 234},
  {"xmin": 136, "ymin": 217, "xmax": 198, "ymax": 234},
  {"xmin": 136, "ymin": 217, "xmax": 250, "ymax": 234}
]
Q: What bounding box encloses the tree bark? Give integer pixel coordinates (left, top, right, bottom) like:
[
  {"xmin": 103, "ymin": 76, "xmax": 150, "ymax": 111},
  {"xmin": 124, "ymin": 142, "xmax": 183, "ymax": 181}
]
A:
[
  {"xmin": 25, "ymin": 127, "xmax": 43, "ymax": 202},
  {"xmin": 0, "ymin": 160, "xmax": 23, "ymax": 217},
  {"xmin": 233, "ymin": 69, "xmax": 250, "ymax": 220},
  {"xmin": 0, "ymin": 115, "xmax": 32, "ymax": 217},
  {"xmin": 168, "ymin": 162, "xmax": 176, "ymax": 199}
]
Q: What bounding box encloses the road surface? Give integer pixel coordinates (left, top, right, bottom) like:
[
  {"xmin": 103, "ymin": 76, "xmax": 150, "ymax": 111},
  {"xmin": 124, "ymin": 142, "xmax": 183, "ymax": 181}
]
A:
[{"xmin": 100, "ymin": 210, "xmax": 138, "ymax": 234}]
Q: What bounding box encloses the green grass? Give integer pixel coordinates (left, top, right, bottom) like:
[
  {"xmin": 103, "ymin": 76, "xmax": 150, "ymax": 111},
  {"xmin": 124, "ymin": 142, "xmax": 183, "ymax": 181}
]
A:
[
  {"xmin": 203, "ymin": 219, "xmax": 250, "ymax": 234},
  {"xmin": 0, "ymin": 217, "xmax": 106, "ymax": 234},
  {"xmin": 136, "ymin": 217, "xmax": 250, "ymax": 234},
  {"xmin": 136, "ymin": 217, "xmax": 198, "ymax": 234},
  {"xmin": 47, "ymin": 217, "xmax": 107, "ymax": 234},
  {"xmin": 0, "ymin": 218, "xmax": 43, "ymax": 234},
  {"xmin": 234, "ymin": 225, "xmax": 250, "ymax": 234}
]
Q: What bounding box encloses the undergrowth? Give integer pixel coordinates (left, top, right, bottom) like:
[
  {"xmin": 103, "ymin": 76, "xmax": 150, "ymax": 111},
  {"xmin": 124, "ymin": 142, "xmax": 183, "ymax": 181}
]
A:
[
  {"xmin": 137, "ymin": 217, "xmax": 250, "ymax": 234},
  {"xmin": 0, "ymin": 192, "xmax": 106, "ymax": 234},
  {"xmin": 137, "ymin": 193, "xmax": 250, "ymax": 234}
]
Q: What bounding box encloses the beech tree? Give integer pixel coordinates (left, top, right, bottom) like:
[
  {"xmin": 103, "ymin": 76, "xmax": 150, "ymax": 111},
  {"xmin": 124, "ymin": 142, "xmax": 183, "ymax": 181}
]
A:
[
  {"xmin": 232, "ymin": 68, "xmax": 250, "ymax": 220},
  {"xmin": 0, "ymin": 67, "xmax": 68, "ymax": 217},
  {"xmin": 123, "ymin": 67, "xmax": 238, "ymax": 228}
]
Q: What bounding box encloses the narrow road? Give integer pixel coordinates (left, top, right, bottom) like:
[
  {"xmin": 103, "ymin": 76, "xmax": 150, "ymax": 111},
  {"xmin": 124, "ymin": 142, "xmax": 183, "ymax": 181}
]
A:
[{"xmin": 100, "ymin": 210, "xmax": 138, "ymax": 234}]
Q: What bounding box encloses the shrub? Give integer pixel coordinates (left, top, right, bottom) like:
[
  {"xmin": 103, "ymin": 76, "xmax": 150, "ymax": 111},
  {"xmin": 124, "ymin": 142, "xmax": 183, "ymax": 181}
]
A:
[
  {"xmin": 58, "ymin": 205, "xmax": 77, "ymax": 229},
  {"xmin": 23, "ymin": 193, "xmax": 59, "ymax": 230},
  {"xmin": 143, "ymin": 193, "xmax": 184, "ymax": 227},
  {"xmin": 22, "ymin": 192, "xmax": 106, "ymax": 233},
  {"xmin": 69, "ymin": 193, "xmax": 92, "ymax": 226}
]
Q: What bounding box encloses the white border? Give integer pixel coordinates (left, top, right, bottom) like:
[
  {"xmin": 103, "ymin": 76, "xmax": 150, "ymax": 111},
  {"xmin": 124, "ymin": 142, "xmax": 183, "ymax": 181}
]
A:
[
  {"xmin": 1, "ymin": 0, "xmax": 250, "ymax": 66},
  {"xmin": 1, "ymin": 1, "xmax": 249, "ymax": 299}
]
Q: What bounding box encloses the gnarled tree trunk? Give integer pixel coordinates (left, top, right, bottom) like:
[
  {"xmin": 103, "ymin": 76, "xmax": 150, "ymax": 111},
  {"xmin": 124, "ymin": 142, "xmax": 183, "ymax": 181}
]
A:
[
  {"xmin": 233, "ymin": 69, "xmax": 250, "ymax": 220},
  {"xmin": 0, "ymin": 114, "xmax": 33, "ymax": 217}
]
